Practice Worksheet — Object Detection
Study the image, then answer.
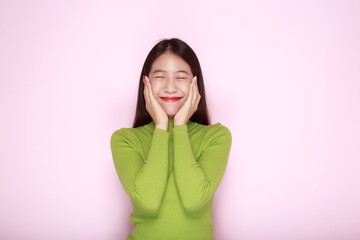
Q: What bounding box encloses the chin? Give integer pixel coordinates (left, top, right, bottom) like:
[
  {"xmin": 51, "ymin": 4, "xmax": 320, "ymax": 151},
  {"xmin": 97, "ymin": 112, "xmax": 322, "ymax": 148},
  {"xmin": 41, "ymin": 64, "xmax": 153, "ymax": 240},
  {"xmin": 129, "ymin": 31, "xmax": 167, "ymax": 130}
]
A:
[
  {"xmin": 165, "ymin": 110, "xmax": 177, "ymax": 118},
  {"xmin": 163, "ymin": 108, "xmax": 178, "ymax": 118}
]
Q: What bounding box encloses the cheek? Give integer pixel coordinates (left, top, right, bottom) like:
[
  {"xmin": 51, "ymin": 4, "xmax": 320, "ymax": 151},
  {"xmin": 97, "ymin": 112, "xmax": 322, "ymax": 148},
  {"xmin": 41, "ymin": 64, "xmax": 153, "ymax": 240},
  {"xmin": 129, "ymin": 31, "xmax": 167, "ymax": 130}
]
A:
[
  {"xmin": 149, "ymin": 79, "xmax": 161, "ymax": 95},
  {"xmin": 183, "ymin": 82, "xmax": 192, "ymax": 96},
  {"xmin": 151, "ymin": 87, "xmax": 160, "ymax": 96}
]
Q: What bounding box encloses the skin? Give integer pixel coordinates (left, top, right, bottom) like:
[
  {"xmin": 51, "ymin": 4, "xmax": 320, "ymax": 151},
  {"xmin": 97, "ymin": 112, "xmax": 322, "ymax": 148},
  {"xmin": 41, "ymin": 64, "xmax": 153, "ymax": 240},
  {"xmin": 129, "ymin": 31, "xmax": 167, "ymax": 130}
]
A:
[{"xmin": 142, "ymin": 52, "xmax": 201, "ymax": 131}]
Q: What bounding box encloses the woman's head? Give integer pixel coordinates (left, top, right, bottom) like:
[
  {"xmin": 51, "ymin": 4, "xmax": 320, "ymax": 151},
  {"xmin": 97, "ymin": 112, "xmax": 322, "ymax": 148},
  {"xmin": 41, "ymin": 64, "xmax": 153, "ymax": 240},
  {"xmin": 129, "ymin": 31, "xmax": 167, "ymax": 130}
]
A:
[{"xmin": 133, "ymin": 38, "xmax": 210, "ymax": 128}]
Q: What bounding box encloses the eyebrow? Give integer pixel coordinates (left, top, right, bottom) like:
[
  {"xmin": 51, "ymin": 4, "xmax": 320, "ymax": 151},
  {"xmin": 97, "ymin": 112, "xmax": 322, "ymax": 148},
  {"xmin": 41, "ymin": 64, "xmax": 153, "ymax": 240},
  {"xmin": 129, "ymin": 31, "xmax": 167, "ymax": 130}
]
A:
[{"xmin": 151, "ymin": 69, "xmax": 190, "ymax": 75}]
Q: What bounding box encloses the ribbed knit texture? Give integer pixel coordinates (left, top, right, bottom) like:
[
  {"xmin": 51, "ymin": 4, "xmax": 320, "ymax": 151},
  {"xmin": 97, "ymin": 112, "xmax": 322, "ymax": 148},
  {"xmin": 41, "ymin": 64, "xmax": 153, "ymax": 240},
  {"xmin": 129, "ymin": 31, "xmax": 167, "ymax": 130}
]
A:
[{"xmin": 110, "ymin": 118, "xmax": 232, "ymax": 240}]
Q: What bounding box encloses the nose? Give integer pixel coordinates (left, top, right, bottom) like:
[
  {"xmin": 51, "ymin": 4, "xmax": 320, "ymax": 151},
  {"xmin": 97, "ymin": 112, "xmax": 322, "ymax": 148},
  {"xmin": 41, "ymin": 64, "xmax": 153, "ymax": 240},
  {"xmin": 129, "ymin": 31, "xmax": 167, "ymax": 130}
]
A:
[{"xmin": 164, "ymin": 77, "xmax": 177, "ymax": 93}]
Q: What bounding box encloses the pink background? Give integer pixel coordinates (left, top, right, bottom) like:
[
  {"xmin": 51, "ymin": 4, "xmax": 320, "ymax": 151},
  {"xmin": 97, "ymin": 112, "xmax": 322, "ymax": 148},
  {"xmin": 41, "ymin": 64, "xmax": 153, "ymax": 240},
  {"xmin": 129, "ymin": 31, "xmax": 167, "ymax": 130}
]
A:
[{"xmin": 1, "ymin": 0, "xmax": 360, "ymax": 239}]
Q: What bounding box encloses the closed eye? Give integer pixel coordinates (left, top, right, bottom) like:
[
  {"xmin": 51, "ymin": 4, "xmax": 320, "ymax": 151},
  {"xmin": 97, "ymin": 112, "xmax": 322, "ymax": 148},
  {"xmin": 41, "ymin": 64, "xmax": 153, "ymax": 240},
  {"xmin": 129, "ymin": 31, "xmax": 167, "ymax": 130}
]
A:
[{"xmin": 155, "ymin": 77, "xmax": 186, "ymax": 79}]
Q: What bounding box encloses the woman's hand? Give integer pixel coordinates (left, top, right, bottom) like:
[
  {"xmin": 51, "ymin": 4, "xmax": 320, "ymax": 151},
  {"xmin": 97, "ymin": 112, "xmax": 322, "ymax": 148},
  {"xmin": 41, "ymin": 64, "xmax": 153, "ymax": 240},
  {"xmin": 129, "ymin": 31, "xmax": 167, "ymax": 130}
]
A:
[
  {"xmin": 174, "ymin": 76, "xmax": 201, "ymax": 127},
  {"xmin": 143, "ymin": 75, "xmax": 169, "ymax": 130}
]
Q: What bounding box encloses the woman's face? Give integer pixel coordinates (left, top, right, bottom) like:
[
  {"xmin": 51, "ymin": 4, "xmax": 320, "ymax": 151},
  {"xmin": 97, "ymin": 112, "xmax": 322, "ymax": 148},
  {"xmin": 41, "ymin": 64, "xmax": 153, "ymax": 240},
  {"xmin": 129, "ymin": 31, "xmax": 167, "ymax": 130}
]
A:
[{"xmin": 147, "ymin": 52, "xmax": 193, "ymax": 118}]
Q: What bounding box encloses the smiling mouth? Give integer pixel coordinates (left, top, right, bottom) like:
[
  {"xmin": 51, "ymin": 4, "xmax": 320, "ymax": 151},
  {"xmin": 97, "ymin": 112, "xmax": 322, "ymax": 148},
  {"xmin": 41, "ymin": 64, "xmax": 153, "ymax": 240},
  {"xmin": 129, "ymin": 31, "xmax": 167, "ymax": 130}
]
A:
[{"xmin": 161, "ymin": 97, "xmax": 182, "ymax": 102}]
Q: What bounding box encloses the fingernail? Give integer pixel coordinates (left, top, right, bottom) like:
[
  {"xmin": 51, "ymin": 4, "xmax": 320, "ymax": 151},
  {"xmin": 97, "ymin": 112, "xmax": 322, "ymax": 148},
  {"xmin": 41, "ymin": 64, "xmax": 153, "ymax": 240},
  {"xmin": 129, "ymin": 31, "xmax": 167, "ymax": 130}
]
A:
[{"xmin": 194, "ymin": 76, "xmax": 197, "ymax": 81}]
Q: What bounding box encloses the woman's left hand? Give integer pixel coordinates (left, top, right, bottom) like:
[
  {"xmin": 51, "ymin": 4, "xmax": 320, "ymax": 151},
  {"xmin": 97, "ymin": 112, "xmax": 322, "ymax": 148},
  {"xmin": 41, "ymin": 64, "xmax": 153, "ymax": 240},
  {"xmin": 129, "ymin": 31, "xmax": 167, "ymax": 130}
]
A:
[{"xmin": 174, "ymin": 76, "xmax": 201, "ymax": 127}]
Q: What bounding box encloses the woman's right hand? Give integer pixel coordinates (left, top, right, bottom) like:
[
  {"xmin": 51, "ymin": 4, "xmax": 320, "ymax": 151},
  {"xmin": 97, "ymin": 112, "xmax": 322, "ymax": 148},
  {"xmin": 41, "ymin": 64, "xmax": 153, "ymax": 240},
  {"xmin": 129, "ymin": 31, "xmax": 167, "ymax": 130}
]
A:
[{"xmin": 143, "ymin": 75, "xmax": 168, "ymax": 130}]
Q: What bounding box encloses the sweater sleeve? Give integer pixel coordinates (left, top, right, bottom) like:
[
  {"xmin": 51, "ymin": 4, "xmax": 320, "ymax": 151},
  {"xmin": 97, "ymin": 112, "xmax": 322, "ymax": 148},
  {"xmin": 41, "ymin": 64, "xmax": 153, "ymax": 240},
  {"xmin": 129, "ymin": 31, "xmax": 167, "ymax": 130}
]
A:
[
  {"xmin": 110, "ymin": 128, "xmax": 169, "ymax": 213},
  {"xmin": 172, "ymin": 124, "xmax": 232, "ymax": 211}
]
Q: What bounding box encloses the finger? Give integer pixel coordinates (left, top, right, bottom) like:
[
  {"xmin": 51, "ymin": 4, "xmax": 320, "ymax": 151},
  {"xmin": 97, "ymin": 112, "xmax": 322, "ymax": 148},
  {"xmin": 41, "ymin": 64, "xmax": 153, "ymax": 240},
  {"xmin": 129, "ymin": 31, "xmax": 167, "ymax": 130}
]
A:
[
  {"xmin": 187, "ymin": 78, "xmax": 194, "ymax": 102},
  {"xmin": 146, "ymin": 76, "xmax": 155, "ymax": 104},
  {"xmin": 143, "ymin": 76, "xmax": 151, "ymax": 105},
  {"xmin": 194, "ymin": 76, "xmax": 200, "ymax": 103},
  {"xmin": 191, "ymin": 76, "xmax": 197, "ymax": 105}
]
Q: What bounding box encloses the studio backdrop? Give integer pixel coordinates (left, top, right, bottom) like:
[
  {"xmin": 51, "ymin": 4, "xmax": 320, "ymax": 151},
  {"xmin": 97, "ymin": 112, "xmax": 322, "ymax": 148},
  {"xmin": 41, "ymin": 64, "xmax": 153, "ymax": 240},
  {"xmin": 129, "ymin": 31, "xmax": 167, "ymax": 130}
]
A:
[{"xmin": 0, "ymin": 0, "xmax": 359, "ymax": 239}]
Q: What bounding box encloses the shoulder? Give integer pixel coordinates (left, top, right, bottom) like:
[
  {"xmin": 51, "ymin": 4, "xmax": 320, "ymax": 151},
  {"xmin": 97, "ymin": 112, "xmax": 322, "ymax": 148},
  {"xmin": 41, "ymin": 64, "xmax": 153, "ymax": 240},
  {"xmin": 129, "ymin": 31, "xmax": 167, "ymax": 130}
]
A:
[
  {"xmin": 111, "ymin": 126, "xmax": 133, "ymax": 138},
  {"xmin": 208, "ymin": 122, "xmax": 231, "ymax": 135},
  {"xmin": 110, "ymin": 126, "xmax": 142, "ymax": 144},
  {"xmin": 206, "ymin": 122, "xmax": 232, "ymax": 142},
  {"xmin": 110, "ymin": 128, "xmax": 132, "ymax": 148},
  {"xmin": 110, "ymin": 122, "xmax": 153, "ymax": 143},
  {"xmin": 191, "ymin": 121, "xmax": 232, "ymax": 143}
]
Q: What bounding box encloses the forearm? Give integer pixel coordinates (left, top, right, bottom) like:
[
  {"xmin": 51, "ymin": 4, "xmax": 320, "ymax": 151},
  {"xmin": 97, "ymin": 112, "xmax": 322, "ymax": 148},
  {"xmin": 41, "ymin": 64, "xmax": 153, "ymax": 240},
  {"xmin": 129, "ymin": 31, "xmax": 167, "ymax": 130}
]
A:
[
  {"xmin": 111, "ymin": 128, "xmax": 169, "ymax": 213},
  {"xmin": 132, "ymin": 128, "xmax": 169, "ymax": 211},
  {"xmin": 173, "ymin": 125, "xmax": 212, "ymax": 211},
  {"xmin": 172, "ymin": 124, "xmax": 232, "ymax": 212}
]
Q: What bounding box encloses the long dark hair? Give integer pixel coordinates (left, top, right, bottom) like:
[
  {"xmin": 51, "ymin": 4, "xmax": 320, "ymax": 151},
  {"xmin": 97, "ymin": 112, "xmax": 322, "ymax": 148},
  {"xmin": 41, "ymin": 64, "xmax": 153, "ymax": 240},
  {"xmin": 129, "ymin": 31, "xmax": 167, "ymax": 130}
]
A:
[{"xmin": 132, "ymin": 38, "xmax": 210, "ymax": 128}]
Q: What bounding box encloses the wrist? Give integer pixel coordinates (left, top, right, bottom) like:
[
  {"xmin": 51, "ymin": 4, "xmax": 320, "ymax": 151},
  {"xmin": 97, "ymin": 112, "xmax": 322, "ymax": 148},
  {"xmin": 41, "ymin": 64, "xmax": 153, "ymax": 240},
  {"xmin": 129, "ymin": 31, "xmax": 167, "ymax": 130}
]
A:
[
  {"xmin": 174, "ymin": 121, "xmax": 186, "ymax": 127},
  {"xmin": 155, "ymin": 122, "xmax": 168, "ymax": 131}
]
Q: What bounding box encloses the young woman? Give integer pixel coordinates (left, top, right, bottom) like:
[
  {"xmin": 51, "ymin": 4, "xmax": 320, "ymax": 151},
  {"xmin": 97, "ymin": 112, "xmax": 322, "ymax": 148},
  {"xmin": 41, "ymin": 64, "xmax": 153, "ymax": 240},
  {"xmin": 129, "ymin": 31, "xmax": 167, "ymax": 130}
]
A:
[{"xmin": 110, "ymin": 38, "xmax": 232, "ymax": 240}]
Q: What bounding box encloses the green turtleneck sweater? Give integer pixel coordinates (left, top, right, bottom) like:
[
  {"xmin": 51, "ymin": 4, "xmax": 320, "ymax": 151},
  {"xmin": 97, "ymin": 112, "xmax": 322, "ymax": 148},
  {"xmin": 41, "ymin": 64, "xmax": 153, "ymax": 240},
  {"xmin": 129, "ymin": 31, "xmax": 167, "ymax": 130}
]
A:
[{"xmin": 110, "ymin": 118, "xmax": 232, "ymax": 240}]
